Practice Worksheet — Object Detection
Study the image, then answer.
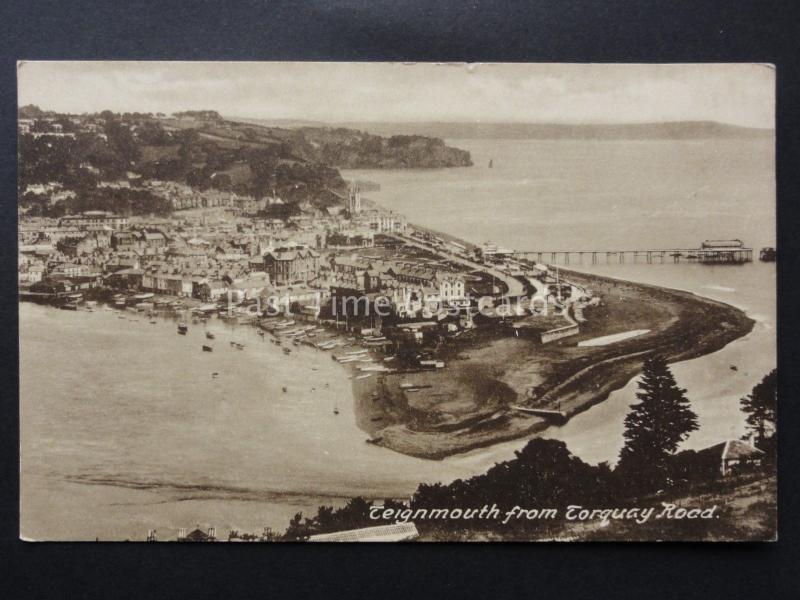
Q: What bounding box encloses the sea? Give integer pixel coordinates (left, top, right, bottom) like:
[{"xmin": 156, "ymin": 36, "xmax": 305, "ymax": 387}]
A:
[{"xmin": 20, "ymin": 137, "xmax": 776, "ymax": 540}]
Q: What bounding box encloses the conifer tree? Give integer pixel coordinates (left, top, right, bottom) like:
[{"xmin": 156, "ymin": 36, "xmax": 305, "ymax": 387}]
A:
[
  {"xmin": 740, "ymin": 369, "xmax": 777, "ymax": 451},
  {"xmin": 617, "ymin": 355, "xmax": 699, "ymax": 491}
]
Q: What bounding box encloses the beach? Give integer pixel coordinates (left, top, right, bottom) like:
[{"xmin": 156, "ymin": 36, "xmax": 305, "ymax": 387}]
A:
[{"xmin": 352, "ymin": 249, "xmax": 754, "ymax": 459}]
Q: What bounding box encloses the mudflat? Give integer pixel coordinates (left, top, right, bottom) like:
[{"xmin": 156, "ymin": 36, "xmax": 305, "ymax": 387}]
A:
[{"xmin": 354, "ymin": 268, "xmax": 754, "ymax": 460}]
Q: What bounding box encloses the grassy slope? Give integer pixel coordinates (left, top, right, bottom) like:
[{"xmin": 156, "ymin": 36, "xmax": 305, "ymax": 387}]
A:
[{"xmin": 417, "ymin": 471, "xmax": 777, "ymax": 541}]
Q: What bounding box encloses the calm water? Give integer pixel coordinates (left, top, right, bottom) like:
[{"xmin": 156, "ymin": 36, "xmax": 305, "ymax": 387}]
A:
[
  {"xmin": 345, "ymin": 137, "xmax": 776, "ymax": 462},
  {"xmin": 20, "ymin": 305, "xmax": 540, "ymax": 540},
  {"xmin": 346, "ymin": 138, "xmax": 775, "ymax": 252},
  {"xmin": 22, "ymin": 138, "xmax": 775, "ymax": 540}
]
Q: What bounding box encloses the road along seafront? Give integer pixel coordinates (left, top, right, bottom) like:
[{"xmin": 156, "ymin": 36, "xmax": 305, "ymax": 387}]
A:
[{"xmin": 342, "ymin": 227, "xmax": 755, "ymax": 460}]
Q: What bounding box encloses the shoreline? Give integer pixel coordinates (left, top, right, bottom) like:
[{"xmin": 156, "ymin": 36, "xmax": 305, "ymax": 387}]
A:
[
  {"xmin": 349, "ymin": 225, "xmax": 756, "ymax": 460},
  {"xmin": 19, "ymin": 225, "xmax": 758, "ymax": 464}
]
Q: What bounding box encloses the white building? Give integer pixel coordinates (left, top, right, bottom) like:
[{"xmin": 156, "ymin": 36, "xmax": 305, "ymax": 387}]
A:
[{"xmin": 58, "ymin": 211, "xmax": 129, "ymax": 231}]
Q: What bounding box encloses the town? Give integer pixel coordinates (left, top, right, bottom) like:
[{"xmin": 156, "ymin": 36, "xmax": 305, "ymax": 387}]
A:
[
  {"xmin": 16, "ymin": 90, "xmax": 775, "ymax": 544},
  {"xmin": 17, "ymin": 109, "xmax": 760, "ymax": 465},
  {"xmin": 19, "ymin": 178, "xmax": 592, "ymax": 358},
  {"xmin": 18, "ymin": 109, "xmax": 597, "ymax": 356}
]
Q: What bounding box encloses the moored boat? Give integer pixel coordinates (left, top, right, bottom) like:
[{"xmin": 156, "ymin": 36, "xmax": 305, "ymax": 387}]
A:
[{"xmin": 177, "ymin": 323, "xmax": 188, "ymax": 334}]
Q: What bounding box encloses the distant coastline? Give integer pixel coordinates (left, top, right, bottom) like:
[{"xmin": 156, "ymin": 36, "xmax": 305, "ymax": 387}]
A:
[{"xmin": 334, "ymin": 120, "xmax": 774, "ymax": 141}]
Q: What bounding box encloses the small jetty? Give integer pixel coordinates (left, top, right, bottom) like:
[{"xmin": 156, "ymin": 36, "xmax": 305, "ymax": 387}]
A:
[{"xmin": 510, "ymin": 405, "xmax": 568, "ymax": 423}]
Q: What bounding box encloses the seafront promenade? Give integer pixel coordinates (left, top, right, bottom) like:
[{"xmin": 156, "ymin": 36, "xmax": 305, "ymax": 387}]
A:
[{"xmin": 387, "ymin": 233, "xmax": 527, "ymax": 299}]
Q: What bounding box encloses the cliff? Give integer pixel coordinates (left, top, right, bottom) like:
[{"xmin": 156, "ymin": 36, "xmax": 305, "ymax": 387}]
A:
[{"xmin": 231, "ymin": 120, "xmax": 473, "ymax": 168}]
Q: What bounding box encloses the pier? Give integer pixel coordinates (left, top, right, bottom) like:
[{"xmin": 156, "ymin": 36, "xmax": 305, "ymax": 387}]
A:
[{"xmin": 513, "ymin": 240, "xmax": 753, "ymax": 265}]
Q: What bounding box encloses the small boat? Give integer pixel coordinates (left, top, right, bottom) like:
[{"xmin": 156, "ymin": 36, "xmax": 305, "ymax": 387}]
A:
[
  {"xmin": 234, "ymin": 342, "xmax": 245, "ymax": 350},
  {"xmin": 333, "ymin": 408, "xmax": 339, "ymax": 415},
  {"xmin": 60, "ymin": 302, "xmax": 79, "ymax": 311},
  {"xmin": 283, "ymin": 347, "xmax": 291, "ymax": 354},
  {"xmin": 212, "ymin": 372, "xmax": 219, "ymax": 378},
  {"xmin": 355, "ymin": 373, "xmax": 373, "ymax": 380},
  {"xmin": 150, "ymin": 320, "xmax": 157, "ymax": 324},
  {"xmin": 206, "ymin": 332, "xmax": 215, "ymax": 340},
  {"xmin": 282, "ymin": 386, "xmax": 288, "ymax": 393},
  {"xmin": 202, "ymin": 345, "xmax": 213, "ymax": 352},
  {"xmin": 177, "ymin": 323, "xmax": 188, "ymax": 335},
  {"xmin": 730, "ymin": 365, "xmax": 738, "ymax": 371},
  {"xmin": 488, "ymin": 158, "xmax": 493, "ymax": 168}
]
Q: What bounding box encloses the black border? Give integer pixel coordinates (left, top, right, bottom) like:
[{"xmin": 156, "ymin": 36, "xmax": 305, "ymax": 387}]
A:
[{"xmin": 2, "ymin": 1, "xmax": 799, "ymax": 598}]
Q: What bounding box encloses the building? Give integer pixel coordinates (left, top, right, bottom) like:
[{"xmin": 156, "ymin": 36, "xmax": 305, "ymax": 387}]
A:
[
  {"xmin": 367, "ymin": 212, "xmax": 407, "ymax": 234},
  {"xmin": 177, "ymin": 527, "xmax": 217, "ymax": 542},
  {"xmin": 693, "ymin": 438, "xmax": 765, "ymax": 477},
  {"xmin": 58, "ymin": 233, "xmax": 109, "ymax": 257},
  {"xmin": 18, "ymin": 264, "xmax": 45, "ymax": 284},
  {"xmin": 58, "ymin": 211, "xmax": 129, "ymax": 231},
  {"xmin": 197, "ymin": 279, "xmax": 229, "ymax": 301},
  {"xmin": 263, "ymin": 244, "xmax": 320, "ymax": 286},
  {"xmin": 49, "ymin": 262, "xmax": 93, "ymax": 279}
]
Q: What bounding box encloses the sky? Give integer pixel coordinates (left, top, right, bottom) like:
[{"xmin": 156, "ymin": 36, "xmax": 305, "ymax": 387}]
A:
[{"xmin": 17, "ymin": 61, "xmax": 775, "ymax": 128}]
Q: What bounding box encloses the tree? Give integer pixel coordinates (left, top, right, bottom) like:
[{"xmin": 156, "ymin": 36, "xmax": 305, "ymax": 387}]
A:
[
  {"xmin": 617, "ymin": 355, "xmax": 698, "ymax": 492},
  {"xmin": 740, "ymin": 369, "xmax": 777, "ymax": 450}
]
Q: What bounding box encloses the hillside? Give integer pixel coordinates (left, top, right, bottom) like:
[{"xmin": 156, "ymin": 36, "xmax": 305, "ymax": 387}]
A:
[
  {"xmin": 211, "ymin": 117, "xmax": 473, "ymax": 168},
  {"xmin": 17, "ymin": 109, "xmax": 472, "ymax": 214}
]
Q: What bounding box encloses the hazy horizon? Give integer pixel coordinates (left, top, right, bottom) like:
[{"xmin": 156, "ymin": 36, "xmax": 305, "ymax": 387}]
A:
[
  {"xmin": 18, "ymin": 105, "xmax": 775, "ymax": 130},
  {"xmin": 18, "ymin": 62, "xmax": 775, "ymax": 129},
  {"xmin": 237, "ymin": 116, "xmax": 774, "ymax": 130}
]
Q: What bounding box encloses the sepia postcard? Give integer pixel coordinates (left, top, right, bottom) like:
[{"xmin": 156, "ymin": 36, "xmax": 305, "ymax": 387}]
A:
[{"xmin": 17, "ymin": 61, "xmax": 776, "ymax": 542}]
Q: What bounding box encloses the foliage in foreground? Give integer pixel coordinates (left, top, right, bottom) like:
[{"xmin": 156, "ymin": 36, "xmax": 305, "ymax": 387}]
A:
[{"xmin": 277, "ymin": 361, "xmax": 775, "ymax": 541}]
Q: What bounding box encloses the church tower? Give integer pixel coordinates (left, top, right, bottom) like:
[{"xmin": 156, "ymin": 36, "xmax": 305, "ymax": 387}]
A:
[{"xmin": 348, "ymin": 186, "xmax": 361, "ymax": 215}]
